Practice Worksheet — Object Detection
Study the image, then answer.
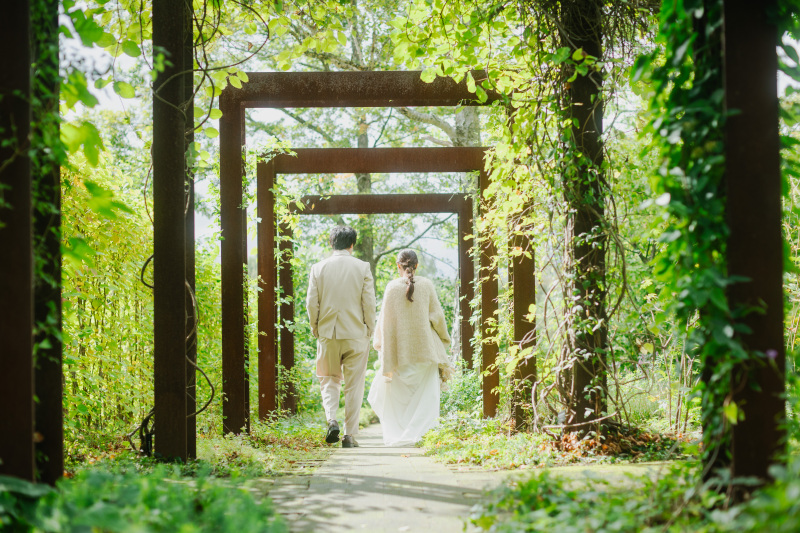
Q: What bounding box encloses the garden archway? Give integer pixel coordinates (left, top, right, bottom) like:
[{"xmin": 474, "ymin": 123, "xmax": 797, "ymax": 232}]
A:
[
  {"xmin": 256, "ymin": 146, "xmax": 488, "ymax": 417},
  {"xmin": 218, "ymin": 71, "xmax": 508, "ymax": 433}
]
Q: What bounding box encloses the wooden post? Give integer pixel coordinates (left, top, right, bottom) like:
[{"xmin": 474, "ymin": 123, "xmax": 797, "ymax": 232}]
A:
[
  {"xmin": 153, "ymin": 0, "xmax": 188, "ymax": 460},
  {"xmin": 511, "ymin": 230, "xmax": 536, "ymax": 431},
  {"xmin": 0, "ymin": 0, "xmax": 35, "ymax": 481},
  {"xmin": 279, "ymin": 222, "xmax": 297, "ymax": 413},
  {"xmin": 723, "ymin": 0, "xmax": 785, "ymax": 482},
  {"xmin": 220, "ymin": 95, "xmax": 248, "ymax": 434},
  {"xmin": 183, "ymin": 3, "xmax": 196, "ymax": 458},
  {"xmin": 257, "ymin": 161, "xmax": 278, "ymax": 419},
  {"xmin": 458, "ymin": 196, "xmax": 475, "ymax": 369},
  {"xmin": 32, "ymin": 0, "xmax": 64, "ymax": 483},
  {"xmin": 479, "ymin": 170, "xmax": 499, "ymax": 418}
]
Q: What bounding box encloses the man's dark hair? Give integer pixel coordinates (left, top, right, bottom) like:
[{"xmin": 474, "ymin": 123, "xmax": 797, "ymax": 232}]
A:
[{"xmin": 329, "ymin": 225, "xmax": 357, "ymax": 250}]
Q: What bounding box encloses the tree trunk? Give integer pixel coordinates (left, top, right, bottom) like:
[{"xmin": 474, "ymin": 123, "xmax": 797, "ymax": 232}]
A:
[
  {"xmin": 353, "ymin": 115, "xmax": 376, "ymax": 277},
  {"xmin": 560, "ymin": 0, "xmax": 607, "ymax": 434}
]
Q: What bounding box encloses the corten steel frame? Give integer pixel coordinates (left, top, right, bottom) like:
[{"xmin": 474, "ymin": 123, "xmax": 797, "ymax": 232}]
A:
[
  {"xmin": 0, "ymin": 0, "xmax": 36, "ymax": 481},
  {"xmin": 219, "ymin": 71, "xmax": 506, "ymax": 432},
  {"xmin": 0, "ymin": 0, "xmax": 64, "ymax": 484},
  {"xmin": 152, "ymin": 0, "xmax": 195, "ymax": 461},
  {"xmin": 256, "ymin": 147, "xmax": 485, "ymax": 417},
  {"xmin": 724, "ymin": 1, "xmax": 785, "ymax": 481}
]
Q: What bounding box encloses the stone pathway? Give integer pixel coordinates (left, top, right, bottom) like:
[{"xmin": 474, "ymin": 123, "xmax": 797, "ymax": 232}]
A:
[{"xmin": 255, "ymin": 424, "xmax": 669, "ymax": 532}]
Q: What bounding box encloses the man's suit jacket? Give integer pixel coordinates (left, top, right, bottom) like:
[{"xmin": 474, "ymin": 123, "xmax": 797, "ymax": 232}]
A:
[{"xmin": 306, "ymin": 250, "xmax": 376, "ymax": 340}]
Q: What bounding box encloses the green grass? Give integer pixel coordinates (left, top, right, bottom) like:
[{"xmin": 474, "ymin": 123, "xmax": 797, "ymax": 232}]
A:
[{"xmin": 197, "ymin": 414, "xmax": 334, "ymax": 477}]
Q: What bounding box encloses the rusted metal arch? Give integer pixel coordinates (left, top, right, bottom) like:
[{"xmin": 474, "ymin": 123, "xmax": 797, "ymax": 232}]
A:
[
  {"xmin": 219, "ymin": 71, "xmax": 505, "ymax": 432},
  {"xmin": 256, "ymin": 147, "xmax": 490, "ymax": 417}
]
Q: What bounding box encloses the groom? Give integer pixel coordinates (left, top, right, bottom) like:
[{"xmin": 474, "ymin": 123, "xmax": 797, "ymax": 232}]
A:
[{"xmin": 306, "ymin": 225, "xmax": 376, "ymax": 448}]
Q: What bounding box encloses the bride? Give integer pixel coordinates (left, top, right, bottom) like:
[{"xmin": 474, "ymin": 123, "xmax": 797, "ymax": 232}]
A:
[{"xmin": 368, "ymin": 249, "xmax": 455, "ymax": 446}]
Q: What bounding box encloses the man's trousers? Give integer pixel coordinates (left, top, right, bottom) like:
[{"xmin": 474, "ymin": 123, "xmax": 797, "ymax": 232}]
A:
[{"xmin": 316, "ymin": 337, "xmax": 369, "ymax": 436}]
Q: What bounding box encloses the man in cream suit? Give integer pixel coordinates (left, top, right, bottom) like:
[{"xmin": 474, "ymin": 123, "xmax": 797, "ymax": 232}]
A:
[{"xmin": 307, "ymin": 225, "xmax": 376, "ymax": 447}]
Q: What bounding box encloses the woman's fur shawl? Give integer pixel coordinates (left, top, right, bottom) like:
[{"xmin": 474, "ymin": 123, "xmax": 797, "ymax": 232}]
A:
[{"xmin": 373, "ymin": 276, "xmax": 454, "ymax": 380}]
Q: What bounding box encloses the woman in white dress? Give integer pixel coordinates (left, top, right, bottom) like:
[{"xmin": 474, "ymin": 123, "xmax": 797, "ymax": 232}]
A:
[{"xmin": 368, "ymin": 249, "xmax": 455, "ymax": 446}]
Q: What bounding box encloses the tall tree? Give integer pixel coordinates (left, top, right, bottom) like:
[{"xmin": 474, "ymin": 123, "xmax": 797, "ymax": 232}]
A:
[{"xmin": 558, "ymin": 0, "xmax": 607, "ymax": 431}]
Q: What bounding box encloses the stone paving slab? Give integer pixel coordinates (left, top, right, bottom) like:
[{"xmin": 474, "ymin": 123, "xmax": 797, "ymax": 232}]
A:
[{"xmin": 258, "ymin": 424, "xmax": 669, "ymax": 532}]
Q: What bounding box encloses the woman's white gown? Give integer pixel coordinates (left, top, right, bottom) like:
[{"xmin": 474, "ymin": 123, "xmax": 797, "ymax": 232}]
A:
[
  {"xmin": 367, "ymin": 276, "xmax": 453, "ymax": 447},
  {"xmin": 367, "ymin": 361, "xmax": 440, "ymax": 446}
]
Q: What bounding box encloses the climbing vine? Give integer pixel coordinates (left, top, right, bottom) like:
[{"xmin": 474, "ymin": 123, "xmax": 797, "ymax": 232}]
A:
[
  {"xmin": 635, "ymin": 0, "xmax": 800, "ymax": 473},
  {"xmin": 391, "ymin": 0, "xmax": 660, "ymax": 432},
  {"xmin": 633, "ymin": 0, "xmax": 733, "ymax": 473}
]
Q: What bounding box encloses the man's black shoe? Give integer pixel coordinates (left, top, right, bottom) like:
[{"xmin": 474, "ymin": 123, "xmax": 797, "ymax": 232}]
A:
[
  {"xmin": 342, "ymin": 435, "xmax": 359, "ymax": 448},
  {"xmin": 325, "ymin": 420, "xmax": 340, "ymax": 444}
]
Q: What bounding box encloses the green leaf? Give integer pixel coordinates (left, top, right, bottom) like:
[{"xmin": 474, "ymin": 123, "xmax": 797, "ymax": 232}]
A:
[
  {"xmin": 62, "ymin": 237, "xmax": 97, "ymax": 267},
  {"xmin": 209, "ymin": 108, "xmax": 223, "ymax": 120},
  {"xmin": 61, "ymin": 122, "xmax": 105, "ymax": 166},
  {"xmin": 205, "ymin": 127, "xmax": 219, "ymax": 139},
  {"xmin": 84, "ymin": 180, "xmax": 134, "ymax": 219},
  {"xmin": 62, "ymin": 70, "xmax": 99, "ymax": 109},
  {"xmin": 723, "ymin": 401, "xmax": 739, "ymax": 424},
  {"xmin": 229, "ymin": 76, "xmax": 242, "ymax": 89},
  {"xmin": 113, "ymin": 81, "xmax": 136, "ymax": 99},
  {"xmin": 420, "ymin": 68, "xmax": 436, "ymax": 83},
  {"xmin": 0, "ymin": 475, "xmax": 55, "ymax": 499},
  {"xmin": 475, "ymin": 85, "xmax": 488, "ymax": 102},
  {"xmin": 553, "ymin": 47, "xmax": 571, "ymax": 65},
  {"xmin": 784, "ymin": 44, "xmax": 799, "ymax": 65},
  {"xmin": 96, "ymin": 32, "xmax": 116, "ymax": 48},
  {"xmin": 70, "ymin": 9, "xmax": 104, "ymax": 46},
  {"xmin": 121, "ymin": 40, "xmax": 142, "ymax": 57}
]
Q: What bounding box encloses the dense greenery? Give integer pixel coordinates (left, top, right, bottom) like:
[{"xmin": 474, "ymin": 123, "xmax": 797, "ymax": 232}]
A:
[
  {"xmin": 3, "ymin": 0, "xmax": 800, "ymax": 531},
  {"xmin": 1, "ymin": 468, "xmax": 286, "ymax": 532},
  {"xmin": 470, "ymin": 458, "xmax": 800, "ymax": 532}
]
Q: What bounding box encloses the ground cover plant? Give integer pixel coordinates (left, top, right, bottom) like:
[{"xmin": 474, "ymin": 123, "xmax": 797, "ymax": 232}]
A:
[
  {"xmin": 469, "ymin": 458, "xmax": 800, "ymax": 532},
  {"xmin": 422, "ymin": 414, "xmax": 686, "ymax": 470},
  {"xmin": 1, "ymin": 468, "xmax": 287, "ymax": 532},
  {"xmin": 3, "ymin": 415, "xmax": 334, "ymax": 531}
]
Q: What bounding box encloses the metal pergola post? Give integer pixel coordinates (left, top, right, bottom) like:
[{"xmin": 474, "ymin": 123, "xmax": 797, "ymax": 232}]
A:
[
  {"xmin": 723, "ymin": 0, "xmax": 785, "ymax": 481},
  {"xmin": 278, "ymin": 221, "xmax": 297, "ymax": 414},
  {"xmin": 32, "ymin": 0, "xmax": 64, "ymax": 484},
  {"xmin": 511, "ymin": 229, "xmax": 536, "ymax": 430},
  {"xmin": 183, "ymin": 2, "xmax": 197, "ymax": 460},
  {"xmin": 0, "ymin": 0, "xmax": 35, "ymax": 481},
  {"xmin": 479, "ymin": 170, "xmax": 500, "ymax": 418},
  {"xmin": 152, "ymin": 0, "xmax": 191, "ymax": 460}
]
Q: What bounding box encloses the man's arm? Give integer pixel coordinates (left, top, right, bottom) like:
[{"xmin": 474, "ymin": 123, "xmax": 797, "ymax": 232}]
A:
[
  {"xmin": 306, "ymin": 266, "xmax": 320, "ymax": 338},
  {"xmin": 361, "ymin": 264, "xmax": 377, "ymax": 338}
]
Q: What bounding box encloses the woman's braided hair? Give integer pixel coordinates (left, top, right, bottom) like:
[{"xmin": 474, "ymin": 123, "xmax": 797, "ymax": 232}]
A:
[{"xmin": 397, "ymin": 249, "xmax": 418, "ymax": 302}]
